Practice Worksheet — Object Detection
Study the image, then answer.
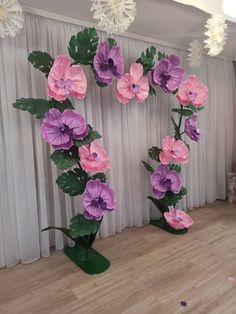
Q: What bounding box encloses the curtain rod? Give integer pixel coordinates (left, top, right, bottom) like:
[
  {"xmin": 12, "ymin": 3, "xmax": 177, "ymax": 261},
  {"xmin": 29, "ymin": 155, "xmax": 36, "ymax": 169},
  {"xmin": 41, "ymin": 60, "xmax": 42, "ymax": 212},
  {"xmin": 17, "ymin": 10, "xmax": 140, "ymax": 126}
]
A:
[{"xmin": 22, "ymin": 5, "xmax": 236, "ymax": 62}]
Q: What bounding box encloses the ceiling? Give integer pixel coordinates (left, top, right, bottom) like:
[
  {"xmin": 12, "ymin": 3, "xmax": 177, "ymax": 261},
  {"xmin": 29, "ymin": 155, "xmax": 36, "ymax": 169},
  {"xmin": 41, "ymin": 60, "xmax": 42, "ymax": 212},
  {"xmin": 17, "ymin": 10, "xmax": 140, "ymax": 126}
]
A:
[{"xmin": 19, "ymin": 0, "xmax": 236, "ymax": 59}]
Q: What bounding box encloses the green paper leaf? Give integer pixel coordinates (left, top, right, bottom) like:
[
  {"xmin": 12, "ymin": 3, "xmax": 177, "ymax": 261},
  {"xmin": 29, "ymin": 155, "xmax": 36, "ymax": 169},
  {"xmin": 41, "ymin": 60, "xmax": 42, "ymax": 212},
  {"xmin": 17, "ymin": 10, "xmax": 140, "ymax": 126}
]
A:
[
  {"xmin": 96, "ymin": 80, "xmax": 108, "ymax": 88},
  {"xmin": 108, "ymin": 38, "xmax": 117, "ymax": 49},
  {"xmin": 68, "ymin": 28, "xmax": 99, "ymax": 65},
  {"xmin": 136, "ymin": 46, "xmax": 156, "ymax": 75},
  {"xmin": 41, "ymin": 226, "xmax": 75, "ymax": 241},
  {"xmin": 187, "ymin": 103, "xmax": 205, "ymax": 112},
  {"xmin": 163, "ymin": 187, "xmax": 188, "ymax": 206},
  {"xmin": 149, "ymin": 85, "xmax": 156, "ymax": 96},
  {"xmin": 56, "ymin": 168, "xmax": 89, "ymax": 196},
  {"xmin": 158, "ymin": 51, "xmax": 168, "ymax": 61},
  {"xmin": 69, "ymin": 213, "xmax": 100, "ymax": 238},
  {"xmin": 148, "ymin": 196, "xmax": 169, "ymax": 214},
  {"xmin": 172, "ymin": 108, "xmax": 193, "ymax": 116},
  {"xmin": 169, "ymin": 164, "xmax": 181, "ymax": 173},
  {"xmin": 49, "ymin": 99, "xmax": 74, "ymax": 112},
  {"xmin": 74, "ymin": 126, "xmax": 102, "ymax": 148},
  {"xmin": 28, "ymin": 51, "xmax": 54, "ymax": 77},
  {"xmin": 12, "ymin": 98, "xmax": 51, "ymax": 119},
  {"xmin": 142, "ymin": 161, "xmax": 154, "ymax": 173},
  {"xmin": 148, "ymin": 146, "xmax": 162, "ymax": 162},
  {"xmin": 91, "ymin": 173, "xmax": 106, "ymax": 183},
  {"xmin": 50, "ymin": 146, "xmax": 78, "ymax": 170}
]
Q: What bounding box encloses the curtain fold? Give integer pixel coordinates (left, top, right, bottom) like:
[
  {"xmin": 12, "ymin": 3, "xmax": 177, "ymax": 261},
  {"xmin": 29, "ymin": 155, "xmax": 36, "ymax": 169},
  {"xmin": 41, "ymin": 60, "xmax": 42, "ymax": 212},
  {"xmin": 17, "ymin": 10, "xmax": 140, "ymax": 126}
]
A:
[{"xmin": 0, "ymin": 13, "xmax": 235, "ymax": 267}]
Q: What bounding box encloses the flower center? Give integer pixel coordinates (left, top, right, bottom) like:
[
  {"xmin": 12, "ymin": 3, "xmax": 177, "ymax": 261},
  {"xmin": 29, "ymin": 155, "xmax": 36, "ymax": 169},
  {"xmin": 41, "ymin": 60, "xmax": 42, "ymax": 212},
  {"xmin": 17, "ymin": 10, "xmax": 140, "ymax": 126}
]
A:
[
  {"xmin": 91, "ymin": 197, "xmax": 107, "ymax": 209},
  {"xmin": 160, "ymin": 178, "xmax": 172, "ymax": 189},
  {"xmin": 160, "ymin": 72, "xmax": 171, "ymax": 85},
  {"xmin": 188, "ymin": 91, "xmax": 197, "ymax": 101},
  {"xmin": 0, "ymin": 5, "xmax": 6, "ymax": 20},
  {"xmin": 56, "ymin": 79, "xmax": 73, "ymax": 91},
  {"xmin": 60, "ymin": 123, "xmax": 71, "ymax": 134},
  {"xmin": 132, "ymin": 84, "xmax": 140, "ymax": 94},
  {"xmin": 101, "ymin": 58, "xmax": 115, "ymax": 71},
  {"xmin": 88, "ymin": 152, "xmax": 98, "ymax": 161}
]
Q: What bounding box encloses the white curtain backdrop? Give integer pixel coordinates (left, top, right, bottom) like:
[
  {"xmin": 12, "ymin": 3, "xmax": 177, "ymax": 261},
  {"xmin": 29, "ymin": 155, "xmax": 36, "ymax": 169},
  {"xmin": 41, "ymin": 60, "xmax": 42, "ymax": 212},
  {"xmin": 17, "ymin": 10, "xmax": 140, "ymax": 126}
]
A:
[{"xmin": 0, "ymin": 13, "xmax": 235, "ymax": 268}]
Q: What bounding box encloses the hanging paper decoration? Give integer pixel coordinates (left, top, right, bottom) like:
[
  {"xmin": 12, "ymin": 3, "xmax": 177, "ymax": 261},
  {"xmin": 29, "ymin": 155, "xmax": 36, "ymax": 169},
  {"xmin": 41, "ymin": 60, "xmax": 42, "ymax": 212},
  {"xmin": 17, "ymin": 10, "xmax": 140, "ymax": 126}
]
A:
[
  {"xmin": 204, "ymin": 14, "xmax": 228, "ymax": 57},
  {"xmin": 90, "ymin": 0, "xmax": 137, "ymax": 34},
  {"xmin": 188, "ymin": 39, "xmax": 203, "ymax": 69},
  {"xmin": 0, "ymin": 0, "xmax": 24, "ymax": 38}
]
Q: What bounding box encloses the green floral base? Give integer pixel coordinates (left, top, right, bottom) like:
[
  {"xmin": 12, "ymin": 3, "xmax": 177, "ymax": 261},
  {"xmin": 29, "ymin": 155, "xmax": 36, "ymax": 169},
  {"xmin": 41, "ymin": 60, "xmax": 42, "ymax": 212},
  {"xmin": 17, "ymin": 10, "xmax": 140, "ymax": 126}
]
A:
[
  {"xmin": 64, "ymin": 244, "xmax": 110, "ymax": 274},
  {"xmin": 150, "ymin": 217, "xmax": 188, "ymax": 235}
]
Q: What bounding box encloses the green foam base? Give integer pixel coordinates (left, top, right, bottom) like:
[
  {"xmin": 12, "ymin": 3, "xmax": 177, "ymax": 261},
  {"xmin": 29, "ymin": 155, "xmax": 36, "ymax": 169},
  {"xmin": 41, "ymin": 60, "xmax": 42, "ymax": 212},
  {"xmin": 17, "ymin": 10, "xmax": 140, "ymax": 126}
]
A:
[
  {"xmin": 64, "ymin": 245, "xmax": 110, "ymax": 275},
  {"xmin": 150, "ymin": 218, "xmax": 188, "ymax": 235}
]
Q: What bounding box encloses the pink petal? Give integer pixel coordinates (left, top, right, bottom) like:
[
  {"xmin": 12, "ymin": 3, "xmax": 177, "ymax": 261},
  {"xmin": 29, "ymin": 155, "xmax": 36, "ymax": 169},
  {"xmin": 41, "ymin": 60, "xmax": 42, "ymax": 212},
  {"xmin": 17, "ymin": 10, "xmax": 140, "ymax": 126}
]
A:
[
  {"xmin": 130, "ymin": 63, "xmax": 144, "ymax": 83},
  {"xmin": 117, "ymin": 74, "xmax": 134, "ymax": 99},
  {"xmin": 159, "ymin": 151, "xmax": 172, "ymax": 165},
  {"xmin": 135, "ymin": 76, "xmax": 149, "ymax": 102},
  {"xmin": 116, "ymin": 91, "xmax": 130, "ymax": 104}
]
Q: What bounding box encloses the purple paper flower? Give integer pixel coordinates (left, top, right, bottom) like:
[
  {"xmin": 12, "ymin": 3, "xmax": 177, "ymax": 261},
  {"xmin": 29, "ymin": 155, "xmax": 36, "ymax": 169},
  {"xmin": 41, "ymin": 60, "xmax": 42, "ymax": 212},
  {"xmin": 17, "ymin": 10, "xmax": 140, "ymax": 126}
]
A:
[
  {"xmin": 151, "ymin": 164, "xmax": 182, "ymax": 199},
  {"xmin": 184, "ymin": 113, "xmax": 201, "ymax": 142},
  {"xmin": 93, "ymin": 40, "xmax": 124, "ymax": 85},
  {"xmin": 40, "ymin": 108, "xmax": 89, "ymax": 150},
  {"xmin": 82, "ymin": 179, "xmax": 116, "ymax": 221},
  {"xmin": 152, "ymin": 54, "xmax": 184, "ymax": 93}
]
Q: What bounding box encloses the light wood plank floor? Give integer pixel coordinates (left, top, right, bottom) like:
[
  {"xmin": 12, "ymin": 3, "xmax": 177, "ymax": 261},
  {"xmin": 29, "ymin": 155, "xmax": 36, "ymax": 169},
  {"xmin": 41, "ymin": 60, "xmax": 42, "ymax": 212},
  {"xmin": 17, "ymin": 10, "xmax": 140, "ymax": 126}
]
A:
[{"xmin": 1, "ymin": 201, "xmax": 236, "ymax": 314}]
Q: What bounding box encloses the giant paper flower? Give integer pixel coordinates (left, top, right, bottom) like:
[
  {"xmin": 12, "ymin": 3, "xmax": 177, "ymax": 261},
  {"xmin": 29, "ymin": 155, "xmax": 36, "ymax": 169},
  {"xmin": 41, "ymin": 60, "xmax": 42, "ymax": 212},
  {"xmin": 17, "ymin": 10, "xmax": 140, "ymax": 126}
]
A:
[
  {"xmin": 0, "ymin": 0, "xmax": 24, "ymax": 38},
  {"xmin": 159, "ymin": 135, "xmax": 189, "ymax": 165},
  {"xmin": 164, "ymin": 207, "xmax": 193, "ymax": 230},
  {"xmin": 184, "ymin": 113, "xmax": 201, "ymax": 142},
  {"xmin": 152, "ymin": 54, "xmax": 184, "ymax": 93},
  {"xmin": 116, "ymin": 63, "xmax": 149, "ymax": 104},
  {"xmin": 48, "ymin": 55, "xmax": 87, "ymax": 101},
  {"xmin": 93, "ymin": 40, "xmax": 124, "ymax": 85},
  {"xmin": 40, "ymin": 108, "xmax": 89, "ymax": 150},
  {"xmin": 82, "ymin": 179, "xmax": 116, "ymax": 221},
  {"xmin": 176, "ymin": 75, "xmax": 208, "ymax": 108},
  {"xmin": 151, "ymin": 165, "xmax": 182, "ymax": 199},
  {"xmin": 79, "ymin": 141, "xmax": 110, "ymax": 173},
  {"xmin": 90, "ymin": 0, "xmax": 137, "ymax": 34}
]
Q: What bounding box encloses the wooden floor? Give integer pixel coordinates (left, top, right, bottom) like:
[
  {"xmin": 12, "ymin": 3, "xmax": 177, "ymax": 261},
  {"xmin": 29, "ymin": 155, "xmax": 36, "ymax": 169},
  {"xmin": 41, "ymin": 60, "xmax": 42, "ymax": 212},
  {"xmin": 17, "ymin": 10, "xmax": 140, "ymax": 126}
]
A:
[{"xmin": 1, "ymin": 201, "xmax": 236, "ymax": 314}]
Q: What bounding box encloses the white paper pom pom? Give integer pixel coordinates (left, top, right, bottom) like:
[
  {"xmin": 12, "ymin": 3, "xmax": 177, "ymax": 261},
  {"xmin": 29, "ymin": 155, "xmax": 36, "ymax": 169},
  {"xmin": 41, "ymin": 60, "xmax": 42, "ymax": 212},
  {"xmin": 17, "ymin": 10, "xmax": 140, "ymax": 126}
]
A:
[
  {"xmin": 90, "ymin": 0, "xmax": 137, "ymax": 34},
  {"xmin": 204, "ymin": 14, "xmax": 228, "ymax": 57},
  {"xmin": 188, "ymin": 39, "xmax": 203, "ymax": 69}
]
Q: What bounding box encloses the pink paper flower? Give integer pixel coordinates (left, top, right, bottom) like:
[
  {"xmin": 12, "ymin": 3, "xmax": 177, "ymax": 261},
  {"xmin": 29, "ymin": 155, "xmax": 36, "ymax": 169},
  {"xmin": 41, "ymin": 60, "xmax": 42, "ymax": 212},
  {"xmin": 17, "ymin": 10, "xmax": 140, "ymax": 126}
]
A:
[
  {"xmin": 48, "ymin": 55, "xmax": 87, "ymax": 101},
  {"xmin": 79, "ymin": 141, "xmax": 110, "ymax": 174},
  {"xmin": 159, "ymin": 135, "xmax": 189, "ymax": 165},
  {"xmin": 116, "ymin": 63, "xmax": 149, "ymax": 104},
  {"xmin": 164, "ymin": 207, "xmax": 193, "ymax": 230},
  {"xmin": 176, "ymin": 74, "xmax": 208, "ymax": 108}
]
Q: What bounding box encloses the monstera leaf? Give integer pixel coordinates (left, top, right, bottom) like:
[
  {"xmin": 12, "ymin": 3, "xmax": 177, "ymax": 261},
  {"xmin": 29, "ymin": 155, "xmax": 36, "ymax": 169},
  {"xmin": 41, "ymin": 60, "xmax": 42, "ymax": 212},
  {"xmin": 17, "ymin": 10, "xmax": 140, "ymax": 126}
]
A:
[
  {"xmin": 41, "ymin": 226, "xmax": 75, "ymax": 241},
  {"xmin": 149, "ymin": 85, "xmax": 156, "ymax": 96},
  {"xmin": 50, "ymin": 146, "xmax": 78, "ymax": 170},
  {"xmin": 74, "ymin": 126, "xmax": 102, "ymax": 148},
  {"xmin": 187, "ymin": 103, "xmax": 205, "ymax": 112},
  {"xmin": 91, "ymin": 173, "xmax": 106, "ymax": 183},
  {"xmin": 157, "ymin": 51, "xmax": 168, "ymax": 61},
  {"xmin": 68, "ymin": 28, "xmax": 99, "ymax": 65},
  {"xmin": 56, "ymin": 168, "xmax": 88, "ymax": 196},
  {"xmin": 148, "ymin": 146, "xmax": 162, "ymax": 162},
  {"xmin": 148, "ymin": 196, "xmax": 169, "ymax": 214},
  {"xmin": 108, "ymin": 38, "xmax": 117, "ymax": 49},
  {"xmin": 172, "ymin": 108, "xmax": 193, "ymax": 116},
  {"xmin": 169, "ymin": 164, "xmax": 181, "ymax": 173},
  {"xmin": 136, "ymin": 46, "xmax": 156, "ymax": 75},
  {"xmin": 13, "ymin": 98, "xmax": 51, "ymax": 119},
  {"xmin": 69, "ymin": 214, "xmax": 100, "ymax": 238},
  {"xmin": 28, "ymin": 51, "xmax": 54, "ymax": 77},
  {"xmin": 142, "ymin": 161, "xmax": 154, "ymax": 173}
]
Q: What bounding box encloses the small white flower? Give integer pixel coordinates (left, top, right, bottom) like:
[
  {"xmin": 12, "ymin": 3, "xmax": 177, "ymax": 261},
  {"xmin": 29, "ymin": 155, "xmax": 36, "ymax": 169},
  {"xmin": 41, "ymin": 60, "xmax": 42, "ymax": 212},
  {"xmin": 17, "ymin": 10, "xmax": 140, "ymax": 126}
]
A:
[
  {"xmin": 188, "ymin": 39, "xmax": 203, "ymax": 69},
  {"xmin": 0, "ymin": 0, "xmax": 24, "ymax": 38},
  {"xmin": 204, "ymin": 14, "xmax": 227, "ymax": 57},
  {"xmin": 90, "ymin": 0, "xmax": 137, "ymax": 34}
]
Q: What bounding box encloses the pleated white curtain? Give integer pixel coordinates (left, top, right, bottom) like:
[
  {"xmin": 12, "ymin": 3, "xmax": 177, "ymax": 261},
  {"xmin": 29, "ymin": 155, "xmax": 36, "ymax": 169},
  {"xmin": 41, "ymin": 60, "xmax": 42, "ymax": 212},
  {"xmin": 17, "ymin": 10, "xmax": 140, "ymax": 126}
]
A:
[{"xmin": 0, "ymin": 13, "xmax": 235, "ymax": 268}]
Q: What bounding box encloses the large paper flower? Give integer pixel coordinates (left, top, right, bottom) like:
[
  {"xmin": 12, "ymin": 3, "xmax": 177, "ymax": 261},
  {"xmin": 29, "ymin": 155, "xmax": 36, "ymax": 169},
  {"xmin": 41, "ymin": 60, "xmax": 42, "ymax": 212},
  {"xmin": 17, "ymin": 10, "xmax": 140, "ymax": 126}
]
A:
[
  {"xmin": 177, "ymin": 75, "xmax": 208, "ymax": 108},
  {"xmin": 151, "ymin": 165, "xmax": 182, "ymax": 199},
  {"xmin": 152, "ymin": 54, "xmax": 184, "ymax": 93},
  {"xmin": 40, "ymin": 108, "xmax": 88, "ymax": 150},
  {"xmin": 79, "ymin": 141, "xmax": 110, "ymax": 174},
  {"xmin": 90, "ymin": 0, "xmax": 137, "ymax": 34},
  {"xmin": 184, "ymin": 113, "xmax": 201, "ymax": 142},
  {"xmin": 93, "ymin": 40, "xmax": 124, "ymax": 85},
  {"xmin": 116, "ymin": 63, "xmax": 149, "ymax": 104},
  {"xmin": 0, "ymin": 0, "xmax": 24, "ymax": 38},
  {"xmin": 82, "ymin": 179, "xmax": 116, "ymax": 221},
  {"xmin": 159, "ymin": 135, "xmax": 189, "ymax": 165},
  {"xmin": 48, "ymin": 55, "xmax": 87, "ymax": 101},
  {"xmin": 164, "ymin": 207, "xmax": 193, "ymax": 230}
]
